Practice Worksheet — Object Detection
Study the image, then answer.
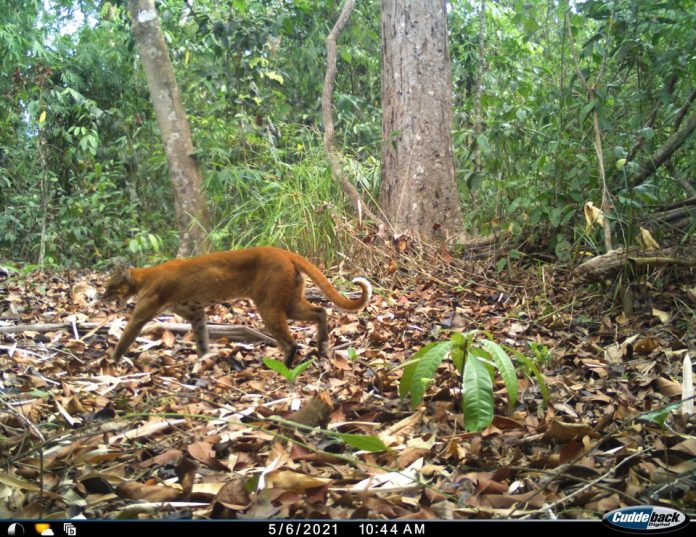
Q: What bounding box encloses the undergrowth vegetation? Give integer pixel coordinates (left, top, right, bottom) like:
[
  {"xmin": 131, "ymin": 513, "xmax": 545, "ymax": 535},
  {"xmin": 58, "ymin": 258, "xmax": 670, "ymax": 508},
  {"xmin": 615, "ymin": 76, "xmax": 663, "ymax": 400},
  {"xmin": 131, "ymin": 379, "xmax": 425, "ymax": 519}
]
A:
[{"xmin": 1, "ymin": 0, "xmax": 694, "ymax": 269}]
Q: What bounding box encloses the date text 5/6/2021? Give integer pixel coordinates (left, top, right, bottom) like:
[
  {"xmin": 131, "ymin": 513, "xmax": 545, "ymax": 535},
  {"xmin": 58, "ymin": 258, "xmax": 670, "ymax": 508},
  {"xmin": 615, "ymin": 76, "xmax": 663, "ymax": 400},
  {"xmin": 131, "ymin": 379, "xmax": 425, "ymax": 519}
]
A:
[{"xmin": 266, "ymin": 523, "xmax": 426, "ymax": 536}]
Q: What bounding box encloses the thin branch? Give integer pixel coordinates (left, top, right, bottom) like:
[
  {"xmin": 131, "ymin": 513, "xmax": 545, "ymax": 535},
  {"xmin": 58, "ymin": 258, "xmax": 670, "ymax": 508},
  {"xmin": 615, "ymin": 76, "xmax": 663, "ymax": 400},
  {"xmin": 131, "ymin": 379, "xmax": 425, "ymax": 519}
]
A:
[
  {"xmin": 673, "ymin": 87, "xmax": 696, "ymax": 131},
  {"xmin": 519, "ymin": 450, "xmax": 650, "ymax": 518},
  {"xmin": 566, "ymin": 16, "xmax": 613, "ymax": 251},
  {"xmin": 624, "ymin": 75, "xmax": 678, "ymax": 164},
  {"xmin": 0, "ymin": 321, "xmax": 277, "ymax": 345}
]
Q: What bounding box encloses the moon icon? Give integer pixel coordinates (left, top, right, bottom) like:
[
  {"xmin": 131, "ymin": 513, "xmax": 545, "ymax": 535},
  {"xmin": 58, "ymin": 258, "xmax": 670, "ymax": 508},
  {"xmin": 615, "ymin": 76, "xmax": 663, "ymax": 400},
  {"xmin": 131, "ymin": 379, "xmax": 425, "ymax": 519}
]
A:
[{"xmin": 8, "ymin": 524, "xmax": 25, "ymax": 537}]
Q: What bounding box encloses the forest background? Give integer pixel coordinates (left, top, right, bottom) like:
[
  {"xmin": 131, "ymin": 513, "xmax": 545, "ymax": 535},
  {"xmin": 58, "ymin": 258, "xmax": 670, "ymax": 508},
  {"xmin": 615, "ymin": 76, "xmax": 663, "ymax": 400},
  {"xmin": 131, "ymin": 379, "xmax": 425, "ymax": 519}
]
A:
[
  {"xmin": 1, "ymin": 0, "xmax": 696, "ymax": 521},
  {"xmin": 2, "ymin": 0, "xmax": 694, "ymax": 268}
]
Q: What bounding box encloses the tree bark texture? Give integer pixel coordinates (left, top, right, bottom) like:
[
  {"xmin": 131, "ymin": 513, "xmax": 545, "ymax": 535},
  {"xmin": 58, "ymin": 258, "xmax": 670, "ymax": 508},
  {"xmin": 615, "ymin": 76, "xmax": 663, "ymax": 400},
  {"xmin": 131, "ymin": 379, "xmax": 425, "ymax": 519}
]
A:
[
  {"xmin": 380, "ymin": 0, "xmax": 464, "ymax": 241},
  {"xmin": 128, "ymin": 0, "xmax": 210, "ymax": 257}
]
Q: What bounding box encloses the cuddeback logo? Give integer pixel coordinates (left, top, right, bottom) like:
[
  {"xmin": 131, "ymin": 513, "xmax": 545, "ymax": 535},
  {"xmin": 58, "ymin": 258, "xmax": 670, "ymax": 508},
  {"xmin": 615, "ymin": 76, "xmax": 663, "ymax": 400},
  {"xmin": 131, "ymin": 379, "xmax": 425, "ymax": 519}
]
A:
[{"xmin": 603, "ymin": 506, "xmax": 689, "ymax": 533}]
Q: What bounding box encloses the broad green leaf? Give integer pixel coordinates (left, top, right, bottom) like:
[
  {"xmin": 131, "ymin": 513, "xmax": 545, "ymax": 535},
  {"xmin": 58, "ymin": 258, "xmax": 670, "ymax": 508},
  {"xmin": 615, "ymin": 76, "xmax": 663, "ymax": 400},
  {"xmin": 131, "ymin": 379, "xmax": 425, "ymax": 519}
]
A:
[
  {"xmin": 450, "ymin": 333, "xmax": 466, "ymax": 373},
  {"xmin": 554, "ymin": 238, "xmax": 572, "ymax": 260},
  {"xmin": 496, "ymin": 257, "xmax": 507, "ymax": 272},
  {"xmin": 549, "ymin": 206, "xmax": 563, "ymax": 227},
  {"xmin": 410, "ymin": 341, "xmax": 451, "ymax": 407},
  {"xmin": 639, "ymin": 127, "xmax": 654, "ymax": 140},
  {"xmin": 333, "ymin": 433, "xmax": 388, "ymax": 452},
  {"xmin": 638, "ymin": 402, "xmax": 680, "ymax": 427},
  {"xmin": 480, "ymin": 339, "xmax": 518, "ymax": 410},
  {"xmin": 262, "ymin": 357, "xmax": 291, "ymax": 379},
  {"xmin": 399, "ymin": 342, "xmax": 434, "ymax": 399},
  {"xmin": 477, "ymin": 133, "xmax": 491, "ymax": 155},
  {"xmin": 462, "ymin": 353, "xmax": 494, "ymax": 432},
  {"xmin": 262, "ymin": 70, "xmax": 284, "ymax": 84},
  {"xmin": 232, "ymin": 0, "xmax": 248, "ymax": 13},
  {"xmin": 340, "ymin": 49, "xmax": 353, "ymax": 64},
  {"xmin": 399, "ymin": 341, "xmax": 450, "ymax": 406},
  {"xmin": 288, "ymin": 359, "xmax": 314, "ymax": 383}
]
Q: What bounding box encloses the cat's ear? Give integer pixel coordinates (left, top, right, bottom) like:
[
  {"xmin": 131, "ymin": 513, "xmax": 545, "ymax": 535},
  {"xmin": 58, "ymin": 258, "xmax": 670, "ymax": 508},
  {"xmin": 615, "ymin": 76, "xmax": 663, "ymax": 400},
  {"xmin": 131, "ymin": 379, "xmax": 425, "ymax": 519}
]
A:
[{"xmin": 111, "ymin": 259, "xmax": 133, "ymax": 283}]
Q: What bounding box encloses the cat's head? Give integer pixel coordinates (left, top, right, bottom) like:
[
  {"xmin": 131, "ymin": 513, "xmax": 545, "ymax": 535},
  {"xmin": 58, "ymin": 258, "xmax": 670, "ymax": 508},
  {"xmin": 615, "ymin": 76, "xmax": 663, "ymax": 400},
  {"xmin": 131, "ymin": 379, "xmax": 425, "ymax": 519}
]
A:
[{"xmin": 103, "ymin": 264, "xmax": 136, "ymax": 302}]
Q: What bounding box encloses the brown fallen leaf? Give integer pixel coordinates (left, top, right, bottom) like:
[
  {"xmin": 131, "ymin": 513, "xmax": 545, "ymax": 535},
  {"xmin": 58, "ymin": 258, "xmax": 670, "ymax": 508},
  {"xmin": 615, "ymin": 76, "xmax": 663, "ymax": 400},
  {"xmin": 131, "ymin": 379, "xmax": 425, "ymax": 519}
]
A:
[
  {"xmin": 397, "ymin": 447, "xmax": 430, "ymax": 469},
  {"xmin": 544, "ymin": 419, "xmax": 600, "ymax": 442},
  {"xmin": 634, "ymin": 336, "xmax": 660, "ymax": 355},
  {"xmin": 287, "ymin": 392, "xmax": 333, "ymax": 428},
  {"xmin": 139, "ymin": 449, "xmax": 183, "ymax": 468},
  {"xmin": 161, "ymin": 329, "xmax": 176, "ymax": 348},
  {"xmin": 651, "ymin": 308, "xmax": 671, "ymax": 324},
  {"xmin": 187, "ymin": 440, "xmax": 229, "ymax": 471},
  {"xmin": 214, "ymin": 478, "xmax": 252, "ymax": 511},
  {"xmin": 115, "ymin": 481, "xmax": 181, "ymax": 502},
  {"xmin": 176, "ymin": 457, "xmax": 198, "ymax": 500},
  {"xmin": 655, "ymin": 377, "xmax": 681, "ymax": 398},
  {"xmin": 265, "ymin": 470, "xmax": 332, "ymax": 492},
  {"xmin": 71, "ymin": 281, "xmax": 96, "ymax": 305}
]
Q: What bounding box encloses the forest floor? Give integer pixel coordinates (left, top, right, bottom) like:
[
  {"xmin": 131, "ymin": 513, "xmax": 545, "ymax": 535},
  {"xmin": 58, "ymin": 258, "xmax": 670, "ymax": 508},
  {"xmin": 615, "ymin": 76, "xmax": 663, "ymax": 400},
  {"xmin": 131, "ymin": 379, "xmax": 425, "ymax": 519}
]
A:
[{"xmin": 0, "ymin": 249, "xmax": 695, "ymax": 520}]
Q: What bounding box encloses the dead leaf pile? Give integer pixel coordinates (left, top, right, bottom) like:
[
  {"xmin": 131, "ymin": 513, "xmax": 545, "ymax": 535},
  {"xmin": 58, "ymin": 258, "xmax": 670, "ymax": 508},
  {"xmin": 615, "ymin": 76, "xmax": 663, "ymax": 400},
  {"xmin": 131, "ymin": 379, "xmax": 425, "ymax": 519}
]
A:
[{"xmin": 0, "ymin": 258, "xmax": 694, "ymax": 519}]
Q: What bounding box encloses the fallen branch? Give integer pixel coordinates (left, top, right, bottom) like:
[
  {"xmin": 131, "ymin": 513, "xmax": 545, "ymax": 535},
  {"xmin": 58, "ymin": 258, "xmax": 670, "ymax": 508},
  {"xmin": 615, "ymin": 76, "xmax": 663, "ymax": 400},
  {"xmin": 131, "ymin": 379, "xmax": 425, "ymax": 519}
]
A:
[
  {"xmin": 629, "ymin": 256, "xmax": 696, "ymax": 268},
  {"xmin": 648, "ymin": 195, "xmax": 696, "ymax": 213},
  {"xmin": 0, "ymin": 321, "xmax": 277, "ymax": 345},
  {"xmin": 642, "ymin": 197, "xmax": 696, "ymax": 228},
  {"xmin": 576, "ymin": 246, "xmax": 696, "ymax": 280}
]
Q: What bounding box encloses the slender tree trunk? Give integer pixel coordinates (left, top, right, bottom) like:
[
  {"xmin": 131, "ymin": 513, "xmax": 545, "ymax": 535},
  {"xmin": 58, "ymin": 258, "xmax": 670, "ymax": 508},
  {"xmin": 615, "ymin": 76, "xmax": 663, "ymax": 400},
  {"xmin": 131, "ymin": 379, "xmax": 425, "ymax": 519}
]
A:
[
  {"xmin": 322, "ymin": 0, "xmax": 381, "ymax": 224},
  {"xmin": 128, "ymin": 0, "xmax": 210, "ymax": 257},
  {"xmin": 380, "ymin": 0, "xmax": 464, "ymax": 241},
  {"xmin": 567, "ymin": 16, "xmax": 613, "ymax": 251}
]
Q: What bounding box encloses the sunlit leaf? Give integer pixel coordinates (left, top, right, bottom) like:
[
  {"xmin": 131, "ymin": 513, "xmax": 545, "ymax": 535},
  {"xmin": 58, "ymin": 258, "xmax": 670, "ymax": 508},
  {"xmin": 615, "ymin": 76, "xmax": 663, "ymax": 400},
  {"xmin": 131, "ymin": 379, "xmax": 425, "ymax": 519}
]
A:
[{"xmin": 462, "ymin": 353, "xmax": 494, "ymax": 432}]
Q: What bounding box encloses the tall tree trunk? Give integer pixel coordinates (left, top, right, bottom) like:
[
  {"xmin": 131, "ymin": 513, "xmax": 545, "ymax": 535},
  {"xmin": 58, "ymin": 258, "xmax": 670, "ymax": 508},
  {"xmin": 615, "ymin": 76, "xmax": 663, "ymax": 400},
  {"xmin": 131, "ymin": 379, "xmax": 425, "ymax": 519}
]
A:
[
  {"xmin": 128, "ymin": 0, "xmax": 210, "ymax": 257},
  {"xmin": 380, "ymin": 0, "xmax": 464, "ymax": 242}
]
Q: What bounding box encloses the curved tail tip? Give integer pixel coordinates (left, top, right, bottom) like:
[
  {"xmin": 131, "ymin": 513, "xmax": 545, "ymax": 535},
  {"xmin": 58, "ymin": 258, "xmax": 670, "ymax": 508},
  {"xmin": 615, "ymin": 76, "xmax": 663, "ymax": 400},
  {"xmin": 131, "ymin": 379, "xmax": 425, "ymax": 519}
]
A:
[{"xmin": 351, "ymin": 277, "xmax": 373, "ymax": 308}]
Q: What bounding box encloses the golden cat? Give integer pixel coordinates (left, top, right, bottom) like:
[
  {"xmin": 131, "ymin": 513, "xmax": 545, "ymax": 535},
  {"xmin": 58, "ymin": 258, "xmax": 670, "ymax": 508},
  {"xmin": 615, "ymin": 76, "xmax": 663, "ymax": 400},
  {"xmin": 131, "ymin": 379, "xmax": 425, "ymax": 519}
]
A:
[{"xmin": 103, "ymin": 246, "xmax": 371, "ymax": 366}]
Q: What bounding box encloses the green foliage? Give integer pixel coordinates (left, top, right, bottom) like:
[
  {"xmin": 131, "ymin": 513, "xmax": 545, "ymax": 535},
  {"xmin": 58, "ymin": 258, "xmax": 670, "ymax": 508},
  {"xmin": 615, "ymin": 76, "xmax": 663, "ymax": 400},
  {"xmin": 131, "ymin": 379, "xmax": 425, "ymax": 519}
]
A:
[
  {"xmin": 638, "ymin": 401, "xmax": 682, "ymax": 428},
  {"xmin": 262, "ymin": 357, "xmax": 314, "ymax": 388},
  {"xmin": 331, "ymin": 432, "xmax": 388, "ymax": 453},
  {"xmin": 479, "ymin": 339, "xmax": 518, "ymax": 412},
  {"xmin": 461, "ymin": 345, "xmax": 495, "ymax": 432},
  {"xmin": 0, "ymin": 0, "xmax": 383, "ymax": 267},
  {"xmin": 450, "ymin": 0, "xmax": 696, "ymax": 250},
  {"xmin": 1, "ymin": 0, "xmax": 694, "ymax": 266},
  {"xmin": 398, "ymin": 342, "xmax": 451, "ymax": 404},
  {"xmin": 512, "ymin": 349, "xmax": 550, "ymax": 406},
  {"xmin": 346, "ymin": 347, "xmax": 359, "ymax": 362},
  {"xmin": 202, "ymin": 129, "xmax": 374, "ymax": 262},
  {"xmin": 399, "ymin": 331, "xmax": 548, "ymax": 433}
]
